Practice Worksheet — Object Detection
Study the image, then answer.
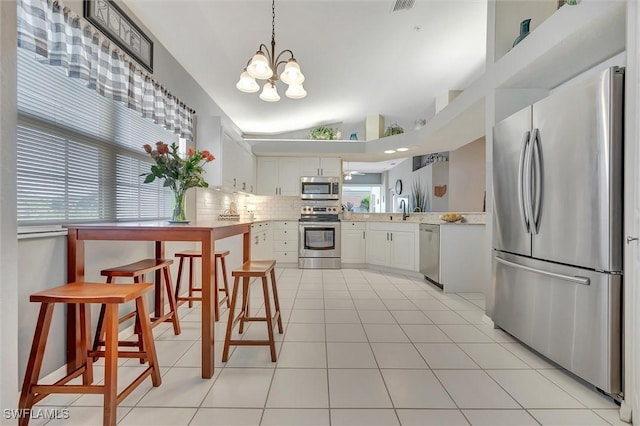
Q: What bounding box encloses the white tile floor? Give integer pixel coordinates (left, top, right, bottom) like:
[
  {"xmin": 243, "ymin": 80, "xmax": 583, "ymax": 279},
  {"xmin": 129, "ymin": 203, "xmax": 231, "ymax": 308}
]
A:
[{"xmin": 35, "ymin": 267, "xmax": 628, "ymax": 425}]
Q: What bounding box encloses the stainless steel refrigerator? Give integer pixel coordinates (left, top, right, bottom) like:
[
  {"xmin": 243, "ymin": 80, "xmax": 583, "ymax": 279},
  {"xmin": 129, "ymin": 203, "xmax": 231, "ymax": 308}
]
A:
[{"xmin": 492, "ymin": 67, "xmax": 624, "ymax": 396}]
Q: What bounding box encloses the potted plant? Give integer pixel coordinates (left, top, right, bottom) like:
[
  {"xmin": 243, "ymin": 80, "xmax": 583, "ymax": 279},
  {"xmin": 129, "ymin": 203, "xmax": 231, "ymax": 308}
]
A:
[
  {"xmin": 342, "ymin": 202, "xmax": 354, "ymax": 219},
  {"xmin": 310, "ymin": 126, "xmax": 339, "ymax": 140},
  {"xmin": 384, "ymin": 123, "xmax": 404, "ymax": 137},
  {"xmin": 142, "ymin": 142, "xmax": 215, "ymax": 222},
  {"xmin": 409, "ymin": 178, "xmax": 430, "ymax": 212}
]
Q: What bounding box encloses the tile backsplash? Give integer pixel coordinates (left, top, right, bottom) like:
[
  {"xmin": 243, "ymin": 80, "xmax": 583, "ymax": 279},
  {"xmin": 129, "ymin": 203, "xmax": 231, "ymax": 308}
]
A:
[{"xmin": 195, "ymin": 188, "xmax": 302, "ymax": 221}]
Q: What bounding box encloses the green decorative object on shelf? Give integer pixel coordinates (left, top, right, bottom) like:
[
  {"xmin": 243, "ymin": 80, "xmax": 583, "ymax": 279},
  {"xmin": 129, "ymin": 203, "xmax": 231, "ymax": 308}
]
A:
[
  {"xmin": 512, "ymin": 19, "xmax": 531, "ymax": 47},
  {"xmin": 384, "ymin": 123, "xmax": 404, "ymax": 137},
  {"xmin": 310, "ymin": 126, "xmax": 339, "ymax": 140}
]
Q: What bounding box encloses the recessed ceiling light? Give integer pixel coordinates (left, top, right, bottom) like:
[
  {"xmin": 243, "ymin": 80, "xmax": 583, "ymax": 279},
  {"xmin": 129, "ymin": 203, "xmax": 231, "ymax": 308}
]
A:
[
  {"xmin": 384, "ymin": 150, "xmax": 396, "ymax": 154},
  {"xmin": 397, "ymin": 147, "xmax": 409, "ymax": 152}
]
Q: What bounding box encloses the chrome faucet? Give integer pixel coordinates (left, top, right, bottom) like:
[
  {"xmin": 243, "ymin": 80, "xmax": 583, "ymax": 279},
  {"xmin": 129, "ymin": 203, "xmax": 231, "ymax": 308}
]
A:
[{"xmin": 399, "ymin": 200, "xmax": 409, "ymax": 221}]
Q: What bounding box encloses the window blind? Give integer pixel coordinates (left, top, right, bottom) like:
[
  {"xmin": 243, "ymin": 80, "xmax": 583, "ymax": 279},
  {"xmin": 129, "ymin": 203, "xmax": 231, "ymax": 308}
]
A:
[{"xmin": 16, "ymin": 49, "xmax": 175, "ymax": 225}]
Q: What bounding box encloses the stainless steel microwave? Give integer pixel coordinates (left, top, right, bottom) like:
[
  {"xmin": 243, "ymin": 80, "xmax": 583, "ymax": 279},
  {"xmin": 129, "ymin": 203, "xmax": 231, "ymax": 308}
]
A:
[{"xmin": 300, "ymin": 176, "xmax": 340, "ymax": 200}]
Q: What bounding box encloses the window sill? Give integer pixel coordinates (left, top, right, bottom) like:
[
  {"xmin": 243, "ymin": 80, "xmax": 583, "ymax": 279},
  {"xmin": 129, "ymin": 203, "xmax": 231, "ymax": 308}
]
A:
[{"xmin": 18, "ymin": 225, "xmax": 68, "ymax": 240}]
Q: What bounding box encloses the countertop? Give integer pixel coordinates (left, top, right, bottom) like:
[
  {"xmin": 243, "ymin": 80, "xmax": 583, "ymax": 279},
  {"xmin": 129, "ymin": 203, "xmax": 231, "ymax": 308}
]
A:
[
  {"xmin": 340, "ymin": 212, "xmax": 486, "ymax": 225},
  {"xmin": 247, "ymin": 213, "xmax": 486, "ymax": 226}
]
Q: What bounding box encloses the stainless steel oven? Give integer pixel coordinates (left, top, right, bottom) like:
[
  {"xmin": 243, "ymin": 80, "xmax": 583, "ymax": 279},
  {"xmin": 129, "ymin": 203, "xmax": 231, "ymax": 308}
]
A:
[
  {"xmin": 298, "ymin": 205, "xmax": 341, "ymax": 269},
  {"xmin": 300, "ymin": 176, "xmax": 340, "ymax": 200}
]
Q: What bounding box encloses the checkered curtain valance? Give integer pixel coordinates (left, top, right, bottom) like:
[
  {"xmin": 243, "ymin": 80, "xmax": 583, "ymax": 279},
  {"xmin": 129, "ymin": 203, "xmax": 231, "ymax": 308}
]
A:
[{"xmin": 17, "ymin": 0, "xmax": 194, "ymax": 140}]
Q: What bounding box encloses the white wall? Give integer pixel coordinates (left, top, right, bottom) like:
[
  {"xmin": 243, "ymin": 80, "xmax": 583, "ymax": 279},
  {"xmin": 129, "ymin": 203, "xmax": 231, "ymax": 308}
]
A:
[
  {"xmin": 449, "ymin": 137, "xmax": 486, "ymax": 212},
  {"xmin": 386, "ymin": 158, "xmax": 433, "ymax": 212},
  {"xmin": 431, "ymin": 161, "xmax": 449, "ymax": 212},
  {"xmin": 0, "ymin": 0, "xmax": 18, "ymax": 413},
  {"xmin": 494, "ymin": 0, "xmax": 558, "ymax": 61},
  {"xmin": 8, "ymin": 0, "xmax": 249, "ymax": 390},
  {"xmin": 623, "ymin": 0, "xmax": 640, "ymax": 421}
]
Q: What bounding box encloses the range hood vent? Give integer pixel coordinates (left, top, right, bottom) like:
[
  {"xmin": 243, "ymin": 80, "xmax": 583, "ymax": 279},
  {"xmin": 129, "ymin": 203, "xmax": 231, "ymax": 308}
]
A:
[{"xmin": 392, "ymin": 0, "xmax": 415, "ymax": 12}]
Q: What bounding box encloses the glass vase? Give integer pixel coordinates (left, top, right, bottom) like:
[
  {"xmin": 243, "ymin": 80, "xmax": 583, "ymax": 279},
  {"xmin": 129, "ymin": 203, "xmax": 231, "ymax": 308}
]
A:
[{"xmin": 171, "ymin": 189, "xmax": 188, "ymax": 222}]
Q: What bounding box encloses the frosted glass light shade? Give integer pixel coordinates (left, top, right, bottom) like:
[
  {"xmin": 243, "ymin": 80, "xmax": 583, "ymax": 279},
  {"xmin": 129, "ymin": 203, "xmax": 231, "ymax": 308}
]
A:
[
  {"xmin": 236, "ymin": 70, "xmax": 259, "ymax": 93},
  {"xmin": 285, "ymin": 83, "xmax": 307, "ymax": 99},
  {"xmin": 259, "ymin": 82, "xmax": 280, "ymax": 102},
  {"xmin": 280, "ymin": 59, "xmax": 304, "ymax": 85},
  {"xmin": 247, "ymin": 52, "xmax": 273, "ymax": 79}
]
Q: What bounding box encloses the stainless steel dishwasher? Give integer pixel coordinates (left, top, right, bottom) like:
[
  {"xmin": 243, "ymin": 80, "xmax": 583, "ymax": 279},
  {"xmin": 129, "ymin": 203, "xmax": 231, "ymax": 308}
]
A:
[{"xmin": 419, "ymin": 224, "xmax": 441, "ymax": 287}]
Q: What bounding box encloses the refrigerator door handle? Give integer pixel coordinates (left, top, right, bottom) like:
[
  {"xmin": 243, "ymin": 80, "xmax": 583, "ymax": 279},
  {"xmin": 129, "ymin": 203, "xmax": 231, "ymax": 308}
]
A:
[
  {"xmin": 495, "ymin": 256, "xmax": 591, "ymax": 285},
  {"xmin": 524, "ymin": 129, "xmax": 536, "ymax": 236},
  {"xmin": 518, "ymin": 131, "xmax": 531, "ymax": 233},
  {"xmin": 531, "ymin": 128, "xmax": 543, "ymax": 234}
]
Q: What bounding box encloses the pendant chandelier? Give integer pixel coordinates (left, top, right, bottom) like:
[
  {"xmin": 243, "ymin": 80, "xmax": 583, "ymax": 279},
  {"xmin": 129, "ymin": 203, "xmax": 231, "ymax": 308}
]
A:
[{"xmin": 236, "ymin": 0, "xmax": 306, "ymax": 102}]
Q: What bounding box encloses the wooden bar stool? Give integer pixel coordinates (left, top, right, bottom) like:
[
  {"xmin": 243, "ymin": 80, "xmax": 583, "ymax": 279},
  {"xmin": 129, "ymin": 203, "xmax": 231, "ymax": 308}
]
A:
[
  {"xmin": 174, "ymin": 250, "xmax": 231, "ymax": 320},
  {"xmin": 92, "ymin": 259, "xmax": 181, "ymax": 360},
  {"xmin": 19, "ymin": 282, "xmax": 161, "ymax": 426},
  {"xmin": 222, "ymin": 260, "xmax": 283, "ymax": 362}
]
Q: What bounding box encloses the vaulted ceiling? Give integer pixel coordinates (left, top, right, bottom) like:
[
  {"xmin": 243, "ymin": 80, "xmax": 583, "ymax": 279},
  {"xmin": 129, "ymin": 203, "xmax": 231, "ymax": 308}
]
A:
[{"xmin": 122, "ymin": 0, "xmax": 487, "ymax": 137}]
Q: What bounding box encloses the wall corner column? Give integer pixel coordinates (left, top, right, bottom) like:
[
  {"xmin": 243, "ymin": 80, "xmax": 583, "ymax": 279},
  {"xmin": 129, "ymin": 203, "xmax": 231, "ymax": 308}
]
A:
[{"xmin": 0, "ymin": 0, "xmax": 19, "ymax": 412}]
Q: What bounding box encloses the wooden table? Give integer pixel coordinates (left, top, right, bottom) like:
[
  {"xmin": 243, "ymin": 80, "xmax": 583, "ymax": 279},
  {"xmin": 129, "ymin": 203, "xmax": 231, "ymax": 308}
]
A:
[{"xmin": 65, "ymin": 220, "xmax": 251, "ymax": 379}]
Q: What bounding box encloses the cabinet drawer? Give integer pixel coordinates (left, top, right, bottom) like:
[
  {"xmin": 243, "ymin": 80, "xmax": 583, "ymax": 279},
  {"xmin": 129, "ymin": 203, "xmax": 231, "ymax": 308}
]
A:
[
  {"xmin": 273, "ymin": 221, "xmax": 298, "ymax": 230},
  {"xmin": 343, "ymin": 221, "xmax": 366, "ymax": 230},
  {"xmin": 274, "ymin": 240, "xmax": 296, "ymax": 251},
  {"xmin": 275, "ymin": 251, "xmax": 298, "ymax": 263},
  {"xmin": 273, "ymin": 229, "xmax": 297, "ymax": 241}
]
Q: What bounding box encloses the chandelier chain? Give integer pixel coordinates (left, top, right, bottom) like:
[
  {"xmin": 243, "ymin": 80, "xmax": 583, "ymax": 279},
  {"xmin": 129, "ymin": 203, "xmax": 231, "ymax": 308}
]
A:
[{"xmin": 271, "ymin": 0, "xmax": 276, "ymax": 43}]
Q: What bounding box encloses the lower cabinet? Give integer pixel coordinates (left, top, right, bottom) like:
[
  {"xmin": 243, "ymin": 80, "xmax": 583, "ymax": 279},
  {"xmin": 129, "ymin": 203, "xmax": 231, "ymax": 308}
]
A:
[
  {"xmin": 341, "ymin": 222, "xmax": 366, "ymax": 264},
  {"xmin": 251, "ymin": 222, "xmax": 272, "ymax": 260},
  {"xmin": 439, "ymin": 224, "xmax": 486, "ymax": 292},
  {"xmin": 365, "ymin": 222, "xmax": 418, "ymax": 272},
  {"xmin": 273, "ymin": 221, "xmax": 298, "ymax": 263}
]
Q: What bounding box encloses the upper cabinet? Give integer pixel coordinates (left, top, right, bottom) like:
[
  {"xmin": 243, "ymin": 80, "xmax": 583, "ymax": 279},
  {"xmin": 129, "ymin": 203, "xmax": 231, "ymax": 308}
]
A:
[
  {"xmin": 300, "ymin": 157, "xmax": 342, "ymax": 177},
  {"xmin": 196, "ymin": 116, "xmax": 255, "ymax": 193},
  {"xmin": 222, "ymin": 133, "xmax": 256, "ymax": 193},
  {"xmin": 256, "ymin": 157, "xmax": 300, "ymax": 196}
]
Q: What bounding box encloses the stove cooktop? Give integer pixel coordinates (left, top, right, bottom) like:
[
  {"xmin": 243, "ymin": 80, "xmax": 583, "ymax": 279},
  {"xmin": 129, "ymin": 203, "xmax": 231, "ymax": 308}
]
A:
[{"xmin": 299, "ymin": 215, "xmax": 340, "ymax": 223}]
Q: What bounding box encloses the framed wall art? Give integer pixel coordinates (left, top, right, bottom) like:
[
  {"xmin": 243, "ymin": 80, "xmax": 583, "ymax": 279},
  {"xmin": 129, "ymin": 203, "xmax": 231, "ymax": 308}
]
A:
[{"xmin": 84, "ymin": 0, "xmax": 154, "ymax": 72}]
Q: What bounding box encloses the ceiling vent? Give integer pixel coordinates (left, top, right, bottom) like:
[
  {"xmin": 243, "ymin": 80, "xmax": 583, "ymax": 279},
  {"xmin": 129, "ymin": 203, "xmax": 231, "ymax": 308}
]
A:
[{"xmin": 392, "ymin": 0, "xmax": 415, "ymax": 12}]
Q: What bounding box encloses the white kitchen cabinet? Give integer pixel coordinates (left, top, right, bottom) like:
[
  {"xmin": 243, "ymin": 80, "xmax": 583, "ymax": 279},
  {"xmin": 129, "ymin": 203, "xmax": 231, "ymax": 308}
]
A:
[
  {"xmin": 439, "ymin": 224, "xmax": 486, "ymax": 293},
  {"xmin": 272, "ymin": 221, "xmax": 298, "ymax": 263},
  {"xmin": 366, "ymin": 230, "xmax": 388, "ymax": 266},
  {"xmin": 340, "ymin": 221, "xmax": 366, "ymax": 264},
  {"xmin": 365, "ymin": 222, "xmax": 418, "ymax": 271},
  {"xmin": 222, "ymin": 133, "xmax": 256, "ymax": 193},
  {"xmin": 251, "ymin": 222, "xmax": 272, "ymax": 260},
  {"xmin": 300, "ymin": 157, "xmax": 341, "ymax": 177},
  {"xmin": 257, "ymin": 157, "xmax": 300, "ymax": 196},
  {"xmin": 197, "ymin": 117, "xmax": 255, "ymax": 192}
]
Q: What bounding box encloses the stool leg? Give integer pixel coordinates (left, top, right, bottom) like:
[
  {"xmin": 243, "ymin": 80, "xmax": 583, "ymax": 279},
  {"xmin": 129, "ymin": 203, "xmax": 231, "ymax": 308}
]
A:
[
  {"xmin": 222, "ymin": 276, "xmax": 241, "ymax": 362},
  {"xmin": 103, "ymin": 303, "xmax": 119, "ymax": 426},
  {"xmin": 92, "ymin": 303, "xmax": 107, "ymax": 362},
  {"xmin": 213, "ymin": 256, "xmax": 220, "ymax": 322},
  {"xmin": 239, "ymin": 277, "xmax": 250, "ymax": 334},
  {"xmin": 188, "ymin": 256, "xmax": 194, "ymax": 308},
  {"xmin": 220, "ymin": 256, "xmax": 231, "ymax": 308},
  {"xmin": 163, "ymin": 266, "xmax": 181, "ymax": 335},
  {"xmin": 133, "ymin": 276, "xmax": 146, "ymax": 364},
  {"xmin": 19, "ymin": 303, "xmax": 54, "ymax": 426},
  {"xmin": 261, "ymin": 276, "xmax": 277, "ymax": 362},
  {"xmin": 175, "ymin": 256, "xmax": 185, "ymax": 301},
  {"xmin": 92, "ymin": 276, "xmax": 114, "ymax": 359},
  {"xmin": 270, "ymin": 268, "xmax": 284, "ymax": 333},
  {"xmin": 136, "ymin": 296, "xmax": 161, "ymax": 387},
  {"xmin": 79, "ymin": 303, "xmax": 94, "ymax": 384}
]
